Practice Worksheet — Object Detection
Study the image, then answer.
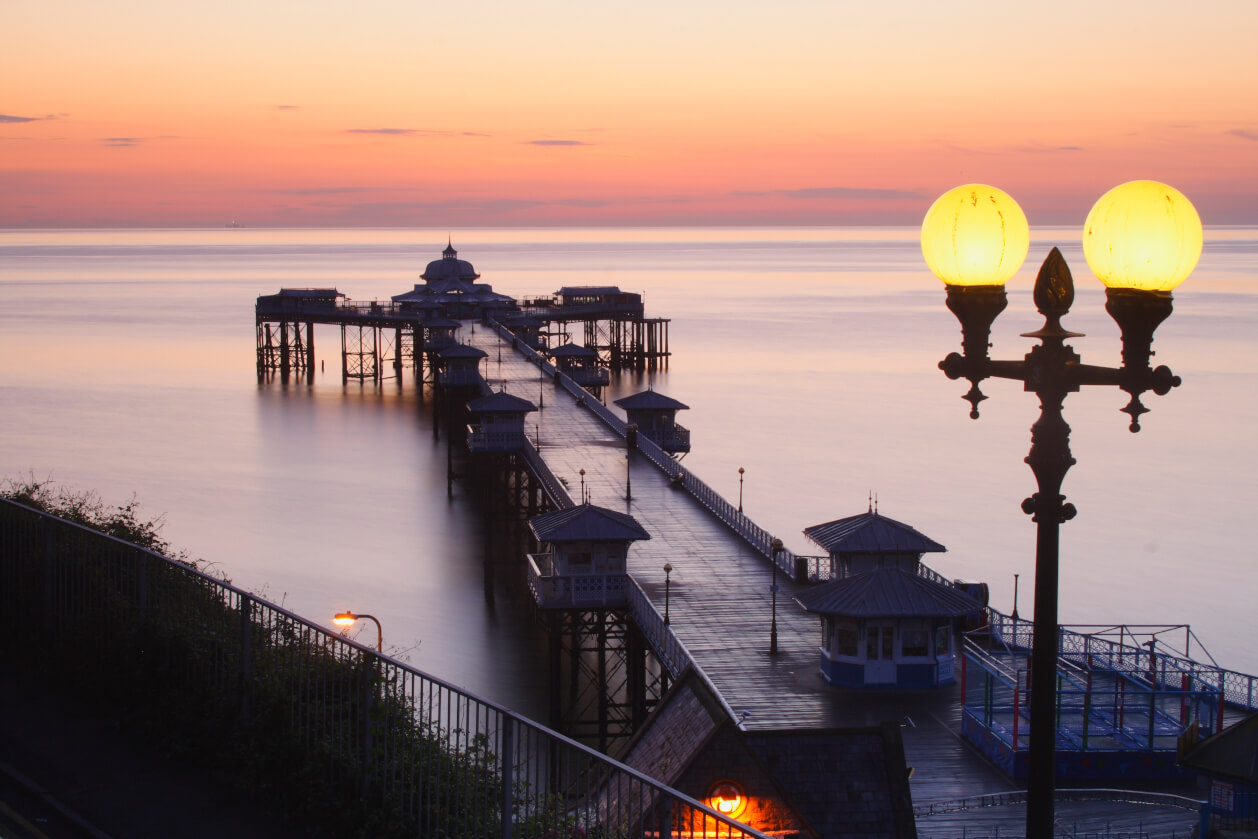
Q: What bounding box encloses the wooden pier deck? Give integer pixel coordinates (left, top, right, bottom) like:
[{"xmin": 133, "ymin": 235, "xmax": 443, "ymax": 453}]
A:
[{"xmin": 464, "ymin": 324, "xmax": 1209, "ymax": 833}]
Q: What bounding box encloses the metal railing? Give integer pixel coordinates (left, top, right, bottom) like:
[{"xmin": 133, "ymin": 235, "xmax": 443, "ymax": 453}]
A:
[
  {"xmin": 0, "ymin": 499, "xmax": 769, "ymax": 839},
  {"xmin": 986, "ymin": 614, "xmax": 1258, "ymax": 713},
  {"xmin": 915, "ymin": 787, "xmax": 1203, "ymax": 817}
]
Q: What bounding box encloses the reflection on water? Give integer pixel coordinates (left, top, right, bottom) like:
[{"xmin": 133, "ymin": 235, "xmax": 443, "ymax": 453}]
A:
[{"xmin": 2, "ymin": 227, "xmax": 1256, "ymax": 712}]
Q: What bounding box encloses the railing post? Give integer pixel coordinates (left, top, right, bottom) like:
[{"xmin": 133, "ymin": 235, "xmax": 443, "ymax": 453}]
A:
[
  {"xmin": 239, "ymin": 594, "xmax": 252, "ymax": 723},
  {"xmin": 658, "ymin": 796, "xmax": 673, "ymax": 839},
  {"xmin": 500, "ymin": 716, "xmax": 514, "ymax": 839}
]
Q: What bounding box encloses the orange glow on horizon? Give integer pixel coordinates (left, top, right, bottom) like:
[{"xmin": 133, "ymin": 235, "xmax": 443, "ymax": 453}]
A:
[{"xmin": 2, "ymin": 2, "xmax": 1255, "ymax": 227}]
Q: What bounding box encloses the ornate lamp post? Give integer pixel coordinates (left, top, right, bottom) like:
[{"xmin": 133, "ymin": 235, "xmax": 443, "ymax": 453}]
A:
[
  {"xmin": 333, "ymin": 610, "xmax": 384, "ymax": 652},
  {"xmin": 738, "ymin": 467, "xmax": 745, "ymax": 513},
  {"xmin": 922, "ymin": 181, "xmax": 1201, "ymax": 838}
]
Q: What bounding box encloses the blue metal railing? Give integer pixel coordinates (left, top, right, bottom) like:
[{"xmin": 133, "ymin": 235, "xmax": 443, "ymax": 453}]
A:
[{"xmin": 0, "ymin": 498, "xmax": 769, "ymax": 839}]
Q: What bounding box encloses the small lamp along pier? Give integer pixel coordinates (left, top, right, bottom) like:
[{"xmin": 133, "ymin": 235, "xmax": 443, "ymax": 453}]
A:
[{"xmin": 252, "ymin": 233, "xmax": 1258, "ymax": 837}]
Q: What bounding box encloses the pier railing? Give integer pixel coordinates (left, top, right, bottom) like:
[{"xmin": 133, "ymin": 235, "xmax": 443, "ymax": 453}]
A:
[
  {"xmin": 0, "ymin": 498, "xmax": 769, "ymax": 839},
  {"xmin": 986, "ymin": 613, "xmax": 1258, "ymax": 713}
]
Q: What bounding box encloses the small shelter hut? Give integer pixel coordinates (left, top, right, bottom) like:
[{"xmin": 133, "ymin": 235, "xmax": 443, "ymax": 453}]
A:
[
  {"xmin": 526, "ymin": 504, "xmax": 650, "ymax": 609},
  {"xmin": 795, "ymin": 508, "xmax": 983, "ymax": 688},
  {"xmin": 613, "ymin": 390, "xmax": 691, "ymax": 453},
  {"xmin": 547, "ymin": 343, "xmax": 610, "ymax": 389},
  {"xmin": 466, "ymin": 390, "xmax": 537, "ymax": 452},
  {"xmin": 436, "ymin": 343, "xmax": 488, "ymax": 388}
]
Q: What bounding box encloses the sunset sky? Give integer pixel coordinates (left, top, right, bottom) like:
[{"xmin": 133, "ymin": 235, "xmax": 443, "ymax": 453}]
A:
[{"xmin": 3, "ymin": 0, "xmax": 1256, "ymax": 228}]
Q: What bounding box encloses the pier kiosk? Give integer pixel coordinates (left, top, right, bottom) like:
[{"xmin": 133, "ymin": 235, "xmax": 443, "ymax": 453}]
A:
[
  {"xmin": 546, "ymin": 343, "xmax": 610, "ymax": 391},
  {"xmin": 526, "ymin": 504, "xmax": 650, "ymax": 610},
  {"xmin": 795, "ymin": 509, "xmax": 982, "ymax": 688},
  {"xmin": 613, "ymin": 390, "xmax": 691, "ymax": 453},
  {"xmin": 436, "ymin": 344, "xmax": 488, "ymax": 388},
  {"xmin": 466, "ymin": 391, "xmax": 537, "ymax": 452}
]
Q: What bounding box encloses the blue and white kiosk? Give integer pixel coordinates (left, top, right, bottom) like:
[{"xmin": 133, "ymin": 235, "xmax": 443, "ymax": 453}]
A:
[{"xmin": 794, "ymin": 509, "xmax": 984, "ymax": 689}]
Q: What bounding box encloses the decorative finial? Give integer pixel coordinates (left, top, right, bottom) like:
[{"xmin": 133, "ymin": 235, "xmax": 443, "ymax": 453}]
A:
[{"xmin": 868, "ymin": 490, "xmax": 873, "ymax": 513}]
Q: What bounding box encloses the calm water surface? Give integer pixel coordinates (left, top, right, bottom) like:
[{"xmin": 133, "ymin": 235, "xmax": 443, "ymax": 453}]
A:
[{"xmin": 2, "ymin": 227, "xmax": 1256, "ymax": 712}]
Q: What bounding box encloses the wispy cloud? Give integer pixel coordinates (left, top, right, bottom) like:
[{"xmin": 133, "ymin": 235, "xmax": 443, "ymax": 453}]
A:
[
  {"xmin": 1, "ymin": 113, "xmax": 59, "ymax": 124},
  {"xmin": 344, "ymin": 128, "xmax": 490, "ymax": 138},
  {"xmin": 1230, "ymin": 129, "xmax": 1258, "ymax": 142},
  {"xmin": 347, "ymin": 128, "xmax": 417, "ymax": 136},
  {"xmin": 525, "ymin": 139, "xmax": 589, "ymax": 147},
  {"xmin": 100, "ymin": 135, "xmax": 178, "ymax": 148},
  {"xmin": 734, "ymin": 187, "xmax": 924, "ymax": 200},
  {"xmin": 1009, "ymin": 141, "xmax": 1083, "ymax": 153},
  {"xmin": 267, "ymin": 187, "xmax": 375, "ymax": 195},
  {"xmin": 273, "ymin": 105, "xmax": 300, "ymax": 111}
]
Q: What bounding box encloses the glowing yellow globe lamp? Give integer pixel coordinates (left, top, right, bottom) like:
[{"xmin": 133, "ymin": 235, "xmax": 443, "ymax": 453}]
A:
[
  {"xmin": 1083, "ymin": 180, "xmax": 1202, "ymax": 293},
  {"xmin": 921, "ymin": 184, "xmax": 1030, "ymax": 287}
]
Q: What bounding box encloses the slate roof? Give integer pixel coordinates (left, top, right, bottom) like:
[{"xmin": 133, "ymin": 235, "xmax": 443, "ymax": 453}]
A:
[
  {"xmin": 273, "ymin": 288, "xmax": 343, "ymax": 299},
  {"xmin": 558, "ymin": 286, "xmax": 623, "ymax": 297},
  {"xmin": 744, "ymin": 727, "xmax": 916, "ymax": 839},
  {"xmin": 1180, "ymin": 712, "xmax": 1258, "ymax": 783},
  {"xmin": 529, "ymin": 503, "xmax": 651, "ymax": 543},
  {"xmin": 615, "ymin": 669, "xmax": 916, "ymax": 839},
  {"xmin": 467, "ymin": 391, "xmax": 537, "ymax": 414},
  {"xmin": 804, "ymin": 511, "xmax": 946, "ymax": 555},
  {"xmin": 438, "ymin": 344, "xmax": 489, "ymax": 359},
  {"xmin": 794, "ymin": 568, "xmax": 984, "ymax": 619},
  {"xmin": 548, "ymin": 343, "xmax": 598, "ymax": 359},
  {"xmin": 614, "ymin": 390, "xmax": 690, "ymax": 412}
]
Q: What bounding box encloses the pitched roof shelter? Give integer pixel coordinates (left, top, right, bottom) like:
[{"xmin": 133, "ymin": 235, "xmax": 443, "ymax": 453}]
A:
[{"xmin": 528, "ymin": 503, "xmax": 651, "ymax": 544}]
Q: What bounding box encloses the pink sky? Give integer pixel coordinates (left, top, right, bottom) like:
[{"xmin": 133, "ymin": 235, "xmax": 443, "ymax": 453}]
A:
[{"xmin": 3, "ymin": 1, "xmax": 1256, "ymax": 227}]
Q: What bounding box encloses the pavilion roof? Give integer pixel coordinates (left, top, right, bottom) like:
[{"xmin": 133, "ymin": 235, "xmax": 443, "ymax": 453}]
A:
[
  {"xmin": 548, "ymin": 343, "xmax": 598, "ymax": 358},
  {"xmin": 614, "ymin": 390, "xmax": 689, "ymax": 411},
  {"xmin": 794, "ymin": 568, "xmax": 983, "ymax": 619},
  {"xmin": 439, "ymin": 344, "xmax": 488, "ymax": 359},
  {"xmin": 529, "ymin": 503, "xmax": 651, "ymax": 543},
  {"xmin": 467, "ymin": 391, "xmax": 537, "ymax": 414},
  {"xmin": 803, "ymin": 511, "xmax": 946, "ymax": 555}
]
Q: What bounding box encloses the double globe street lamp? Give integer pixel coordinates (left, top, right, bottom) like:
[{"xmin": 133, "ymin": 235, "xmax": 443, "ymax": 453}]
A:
[{"xmin": 921, "ymin": 181, "xmax": 1202, "ymax": 838}]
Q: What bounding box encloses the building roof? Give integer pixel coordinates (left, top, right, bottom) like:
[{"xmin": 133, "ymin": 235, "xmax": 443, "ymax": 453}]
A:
[
  {"xmin": 793, "ymin": 568, "xmax": 984, "ymax": 619},
  {"xmin": 272, "ymin": 288, "xmax": 343, "ymax": 299},
  {"xmin": 547, "ymin": 343, "xmax": 598, "ymax": 359},
  {"xmin": 529, "ymin": 503, "xmax": 651, "ymax": 543},
  {"xmin": 614, "ymin": 668, "xmax": 916, "ymax": 839},
  {"xmin": 467, "ymin": 391, "xmax": 537, "ymax": 414},
  {"xmin": 438, "ymin": 344, "xmax": 488, "ymax": 359},
  {"xmin": 1180, "ymin": 712, "xmax": 1258, "ymax": 783},
  {"xmin": 803, "ymin": 510, "xmax": 946, "ymax": 555},
  {"xmin": 614, "ymin": 390, "xmax": 690, "ymax": 412},
  {"xmin": 558, "ymin": 286, "xmax": 623, "ymax": 297},
  {"xmin": 420, "ymin": 241, "xmax": 481, "ymax": 282}
]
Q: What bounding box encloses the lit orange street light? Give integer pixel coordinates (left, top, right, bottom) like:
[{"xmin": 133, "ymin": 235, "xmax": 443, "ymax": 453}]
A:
[{"xmin": 333, "ymin": 611, "xmax": 383, "ymax": 652}]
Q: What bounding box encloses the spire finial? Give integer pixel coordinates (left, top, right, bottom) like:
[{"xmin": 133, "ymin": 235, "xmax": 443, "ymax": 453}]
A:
[{"xmin": 868, "ymin": 490, "xmax": 873, "ymax": 513}]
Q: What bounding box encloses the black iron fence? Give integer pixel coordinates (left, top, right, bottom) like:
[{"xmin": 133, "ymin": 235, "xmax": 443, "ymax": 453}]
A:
[{"xmin": 0, "ymin": 498, "xmax": 768, "ymax": 839}]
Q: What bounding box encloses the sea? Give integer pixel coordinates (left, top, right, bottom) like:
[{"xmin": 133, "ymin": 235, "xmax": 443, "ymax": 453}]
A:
[{"xmin": 2, "ymin": 226, "xmax": 1255, "ymax": 720}]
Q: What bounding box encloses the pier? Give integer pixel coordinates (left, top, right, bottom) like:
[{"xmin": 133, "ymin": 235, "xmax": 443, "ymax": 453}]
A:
[{"xmin": 249, "ymin": 244, "xmax": 1258, "ymax": 837}]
